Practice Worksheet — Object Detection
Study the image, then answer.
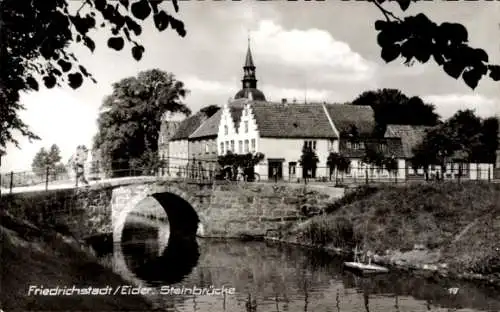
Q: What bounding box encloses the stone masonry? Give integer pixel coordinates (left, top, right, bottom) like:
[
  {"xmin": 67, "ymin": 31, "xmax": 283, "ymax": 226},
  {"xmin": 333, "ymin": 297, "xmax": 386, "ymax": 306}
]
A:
[{"xmin": 1, "ymin": 179, "xmax": 345, "ymax": 242}]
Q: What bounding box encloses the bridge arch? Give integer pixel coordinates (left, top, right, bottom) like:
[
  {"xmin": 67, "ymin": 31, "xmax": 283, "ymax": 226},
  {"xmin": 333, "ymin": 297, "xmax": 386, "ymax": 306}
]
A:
[
  {"xmin": 111, "ymin": 183, "xmax": 205, "ymax": 281},
  {"xmin": 113, "ymin": 184, "xmax": 205, "ymax": 244}
]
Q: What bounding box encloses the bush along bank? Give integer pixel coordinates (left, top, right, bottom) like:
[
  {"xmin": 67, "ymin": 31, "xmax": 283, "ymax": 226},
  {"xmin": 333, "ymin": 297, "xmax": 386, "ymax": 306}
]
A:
[{"xmin": 267, "ymin": 182, "xmax": 500, "ymax": 287}]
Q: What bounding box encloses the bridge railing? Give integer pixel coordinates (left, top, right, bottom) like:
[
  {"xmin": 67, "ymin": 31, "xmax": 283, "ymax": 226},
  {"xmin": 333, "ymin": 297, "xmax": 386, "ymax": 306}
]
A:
[{"xmin": 2, "ymin": 157, "xmax": 498, "ymax": 195}]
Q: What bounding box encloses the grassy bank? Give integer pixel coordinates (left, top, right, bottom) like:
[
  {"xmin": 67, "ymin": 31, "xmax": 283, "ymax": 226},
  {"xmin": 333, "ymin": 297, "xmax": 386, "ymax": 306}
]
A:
[
  {"xmin": 0, "ymin": 210, "xmax": 156, "ymax": 311},
  {"xmin": 281, "ymin": 182, "xmax": 500, "ymax": 280}
]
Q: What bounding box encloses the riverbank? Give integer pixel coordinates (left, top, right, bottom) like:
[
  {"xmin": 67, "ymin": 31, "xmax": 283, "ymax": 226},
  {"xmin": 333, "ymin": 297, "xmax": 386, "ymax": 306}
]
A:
[
  {"xmin": 0, "ymin": 210, "xmax": 157, "ymax": 311},
  {"xmin": 268, "ymin": 182, "xmax": 500, "ymax": 287}
]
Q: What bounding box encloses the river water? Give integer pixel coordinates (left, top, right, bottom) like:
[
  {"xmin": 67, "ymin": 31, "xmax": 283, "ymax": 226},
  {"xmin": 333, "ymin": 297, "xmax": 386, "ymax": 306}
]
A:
[{"xmin": 94, "ymin": 219, "xmax": 500, "ymax": 312}]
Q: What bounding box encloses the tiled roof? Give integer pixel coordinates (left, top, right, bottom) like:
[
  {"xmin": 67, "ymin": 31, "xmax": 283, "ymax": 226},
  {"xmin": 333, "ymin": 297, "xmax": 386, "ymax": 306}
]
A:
[
  {"xmin": 384, "ymin": 124, "xmax": 432, "ymax": 158},
  {"xmin": 250, "ymin": 101, "xmax": 337, "ymax": 138},
  {"xmin": 339, "ymin": 138, "xmax": 406, "ymax": 159},
  {"xmin": 189, "ymin": 109, "xmax": 223, "ymax": 140},
  {"xmin": 323, "ymin": 103, "xmax": 375, "ymax": 136},
  {"xmin": 170, "ymin": 112, "xmax": 207, "ymax": 141}
]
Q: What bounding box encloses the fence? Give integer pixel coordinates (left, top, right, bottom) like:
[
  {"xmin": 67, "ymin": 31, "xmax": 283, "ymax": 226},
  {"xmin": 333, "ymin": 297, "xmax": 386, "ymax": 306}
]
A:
[{"xmin": 1, "ymin": 157, "xmax": 497, "ymax": 194}]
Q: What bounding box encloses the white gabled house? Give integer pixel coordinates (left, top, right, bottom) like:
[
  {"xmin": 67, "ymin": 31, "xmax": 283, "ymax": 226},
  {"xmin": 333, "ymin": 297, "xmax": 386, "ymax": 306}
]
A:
[{"xmin": 217, "ymin": 98, "xmax": 376, "ymax": 181}]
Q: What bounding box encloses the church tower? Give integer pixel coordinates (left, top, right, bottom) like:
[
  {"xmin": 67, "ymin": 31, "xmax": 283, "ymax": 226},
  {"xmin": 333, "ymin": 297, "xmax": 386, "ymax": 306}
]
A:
[{"xmin": 234, "ymin": 37, "xmax": 266, "ymax": 101}]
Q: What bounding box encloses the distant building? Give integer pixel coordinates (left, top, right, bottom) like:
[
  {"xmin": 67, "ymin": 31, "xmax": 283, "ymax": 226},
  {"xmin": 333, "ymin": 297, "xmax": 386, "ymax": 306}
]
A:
[
  {"xmin": 384, "ymin": 124, "xmax": 431, "ymax": 176},
  {"xmin": 385, "ymin": 124, "xmax": 495, "ymax": 181},
  {"xmin": 339, "ymin": 137, "xmax": 406, "ymax": 180},
  {"xmin": 187, "ymin": 108, "xmax": 222, "ymax": 177},
  {"xmin": 167, "ymin": 112, "xmax": 210, "ymax": 177},
  {"xmin": 158, "ymin": 119, "xmax": 181, "ymax": 175},
  {"xmin": 217, "ymin": 98, "xmax": 376, "ymax": 181}
]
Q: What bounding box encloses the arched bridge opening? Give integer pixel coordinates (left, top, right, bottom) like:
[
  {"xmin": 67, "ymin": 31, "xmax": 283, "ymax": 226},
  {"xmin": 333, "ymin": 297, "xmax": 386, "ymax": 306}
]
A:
[
  {"xmin": 150, "ymin": 192, "xmax": 200, "ymax": 239},
  {"xmin": 116, "ymin": 191, "xmax": 201, "ymax": 284}
]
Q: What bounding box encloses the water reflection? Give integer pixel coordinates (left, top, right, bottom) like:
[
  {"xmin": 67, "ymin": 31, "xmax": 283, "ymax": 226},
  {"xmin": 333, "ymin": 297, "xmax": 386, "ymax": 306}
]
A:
[
  {"xmin": 121, "ymin": 221, "xmax": 199, "ymax": 286},
  {"xmin": 95, "ymin": 227, "xmax": 500, "ymax": 312}
]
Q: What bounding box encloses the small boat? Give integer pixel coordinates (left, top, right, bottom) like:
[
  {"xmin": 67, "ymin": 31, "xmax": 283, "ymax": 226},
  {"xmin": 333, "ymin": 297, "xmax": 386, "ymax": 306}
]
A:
[
  {"xmin": 343, "ymin": 245, "xmax": 389, "ymax": 275},
  {"xmin": 343, "ymin": 261, "xmax": 389, "ymax": 275}
]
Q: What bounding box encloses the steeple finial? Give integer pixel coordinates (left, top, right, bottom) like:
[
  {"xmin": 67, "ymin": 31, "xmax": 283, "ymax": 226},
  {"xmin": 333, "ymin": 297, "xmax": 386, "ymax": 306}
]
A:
[{"xmin": 244, "ymin": 34, "xmax": 255, "ymax": 68}]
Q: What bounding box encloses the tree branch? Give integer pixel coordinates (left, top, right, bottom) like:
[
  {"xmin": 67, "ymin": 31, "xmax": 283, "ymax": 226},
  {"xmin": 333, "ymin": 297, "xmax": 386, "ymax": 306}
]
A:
[
  {"xmin": 76, "ymin": 0, "xmax": 89, "ymax": 16},
  {"xmin": 369, "ymin": 0, "xmax": 403, "ymax": 22}
]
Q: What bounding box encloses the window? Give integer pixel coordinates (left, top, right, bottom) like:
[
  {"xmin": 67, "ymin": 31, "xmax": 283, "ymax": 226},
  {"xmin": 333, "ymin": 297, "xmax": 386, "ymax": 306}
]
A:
[
  {"xmin": 205, "ymin": 142, "xmax": 209, "ymax": 154},
  {"xmin": 238, "ymin": 140, "xmax": 243, "ymax": 154},
  {"xmin": 251, "ymin": 139, "xmax": 256, "ymax": 152},
  {"xmin": 328, "ymin": 139, "xmax": 335, "ymax": 151},
  {"xmin": 220, "ymin": 142, "xmax": 224, "ymax": 155},
  {"xmin": 346, "ymin": 141, "xmax": 351, "ymax": 149},
  {"xmin": 289, "ymin": 162, "xmax": 297, "ymax": 175},
  {"xmin": 303, "ymin": 140, "xmax": 317, "ymax": 150},
  {"xmin": 226, "ymin": 141, "xmax": 229, "ymax": 152},
  {"xmin": 244, "ymin": 140, "xmax": 249, "ymax": 153},
  {"xmin": 244, "ymin": 121, "xmax": 249, "ymax": 133},
  {"xmin": 230, "ymin": 140, "xmax": 235, "ymax": 152},
  {"xmin": 224, "ymin": 125, "xmax": 228, "ymax": 135}
]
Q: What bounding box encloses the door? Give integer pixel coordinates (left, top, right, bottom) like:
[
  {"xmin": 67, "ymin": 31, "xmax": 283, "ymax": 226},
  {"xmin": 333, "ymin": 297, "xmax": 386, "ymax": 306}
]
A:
[
  {"xmin": 289, "ymin": 162, "xmax": 297, "ymax": 181},
  {"xmin": 268, "ymin": 159, "xmax": 284, "ymax": 181}
]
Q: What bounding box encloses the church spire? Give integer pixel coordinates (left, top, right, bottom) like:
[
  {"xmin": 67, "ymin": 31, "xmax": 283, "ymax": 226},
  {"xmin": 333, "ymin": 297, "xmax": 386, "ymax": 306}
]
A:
[
  {"xmin": 242, "ymin": 36, "xmax": 257, "ymax": 89},
  {"xmin": 245, "ymin": 36, "xmax": 255, "ymax": 68},
  {"xmin": 233, "ymin": 36, "xmax": 266, "ymax": 102}
]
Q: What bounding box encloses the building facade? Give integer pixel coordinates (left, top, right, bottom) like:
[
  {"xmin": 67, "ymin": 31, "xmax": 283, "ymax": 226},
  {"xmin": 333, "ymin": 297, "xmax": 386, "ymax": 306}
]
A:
[
  {"xmin": 187, "ymin": 108, "xmax": 222, "ymax": 177},
  {"xmin": 339, "ymin": 137, "xmax": 406, "ymax": 181},
  {"xmin": 166, "ymin": 112, "xmax": 208, "ymax": 177}
]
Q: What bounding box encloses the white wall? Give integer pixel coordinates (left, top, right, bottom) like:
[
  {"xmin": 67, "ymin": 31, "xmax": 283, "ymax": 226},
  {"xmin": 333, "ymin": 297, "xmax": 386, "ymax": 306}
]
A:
[
  {"xmin": 468, "ymin": 163, "xmax": 494, "ymax": 180},
  {"xmin": 342, "ymin": 158, "xmax": 406, "ymax": 180},
  {"xmin": 217, "ymin": 102, "xmax": 260, "ymax": 156},
  {"xmin": 168, "ymin": 140, "xmax": 189, "ymax": 176},
  {"xmin": 258, "ymin": 137, "xmax": 338, "ymax": 180}
]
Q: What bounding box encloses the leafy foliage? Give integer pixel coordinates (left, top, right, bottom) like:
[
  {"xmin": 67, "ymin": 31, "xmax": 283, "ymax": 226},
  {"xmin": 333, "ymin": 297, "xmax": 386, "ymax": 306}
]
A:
[
  {"xmin": 360, "ymin": 141, "xmax": 399, "ymax": 175},
  {"xmin": 479, "ymin": 117, "xmax": 499, "ymax": 164},
  {"xmin": 299, "ymin": 145, "xmax": 319, "ymax": 178},
  {"xmin": 31, "ymin": 144, "xmax": 66, "ymax": 178},
  {"xmin": 383, "ymin": 156, "xmax": 398, "ymax": 176},
  {"xmin": 339, "ymin": 124, "xmax": 360, "ymax": 139},
  {"xmin": 1, "ymin": 0, "xmax": 185, "ymax": 150},
  {"xmin": 199, "ymin": 105, "xmax": 221, "ymax": 118},
  {"xmin": 326, "ymin": 152, "xmax": 351, "ymax": 174},
  {"xmin": 412, "ymin": 110, "xmax": 499, "ymax": 172},
  {"xmin": 362, "ymin": 144, "xmax": 386, "ymax": 169},
  {"xmin": 372, "ymin": 1, "xmax": 499, "ymax": 89},
  {"xmin": 326, "ymin": 152, "xmax": 351, "ymax": 183},
  {"xmin": 352, "ymin": 88, "xmax": 440, "ymax": 137},
  {"xmin": 93, "ymin": 69, "xmax": 190, "ymax": 177},
  {"xmin": 412, "ymin": 125, "xmax": 457, "ymax": 174},
  {"xmin": 217, "ymin": 151, "xmax": 264, "ymax": 181}
]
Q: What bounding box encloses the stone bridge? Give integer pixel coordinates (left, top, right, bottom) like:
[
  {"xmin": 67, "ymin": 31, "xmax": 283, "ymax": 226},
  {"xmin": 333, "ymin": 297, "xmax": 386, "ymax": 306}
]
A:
[{"xmin": 1, "ymin": 178, "xmax": 345, "ymax": 243}]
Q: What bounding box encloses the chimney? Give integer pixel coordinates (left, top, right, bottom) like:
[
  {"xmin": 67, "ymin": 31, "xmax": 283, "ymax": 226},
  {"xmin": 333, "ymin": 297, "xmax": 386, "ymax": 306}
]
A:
[{"xmin": 281, "ymin": 98, "xmax": 287, "ymax": 105}]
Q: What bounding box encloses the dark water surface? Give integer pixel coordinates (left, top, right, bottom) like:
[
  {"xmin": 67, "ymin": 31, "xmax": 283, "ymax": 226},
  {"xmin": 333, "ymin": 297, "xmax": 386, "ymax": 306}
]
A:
[{"xmin": 94, "ymin": 220, "xmax": 500, "ymax": 312}]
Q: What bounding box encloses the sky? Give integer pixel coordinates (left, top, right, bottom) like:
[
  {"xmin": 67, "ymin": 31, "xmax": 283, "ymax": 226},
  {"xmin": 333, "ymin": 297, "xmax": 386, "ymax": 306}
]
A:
[{"xmin": 2, "ymin": 0, "xmax": 500, "ymax": 173}]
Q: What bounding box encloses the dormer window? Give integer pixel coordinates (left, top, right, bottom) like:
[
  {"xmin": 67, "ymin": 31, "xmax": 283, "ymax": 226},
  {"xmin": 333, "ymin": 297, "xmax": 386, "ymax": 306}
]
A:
[
  {"xmin": 244, "ymin": 121, "xmax": 249, "ymax": 133},
  {"xmin": 224, "ymin": 125, "xmax": 228, "ymax": 135}
]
